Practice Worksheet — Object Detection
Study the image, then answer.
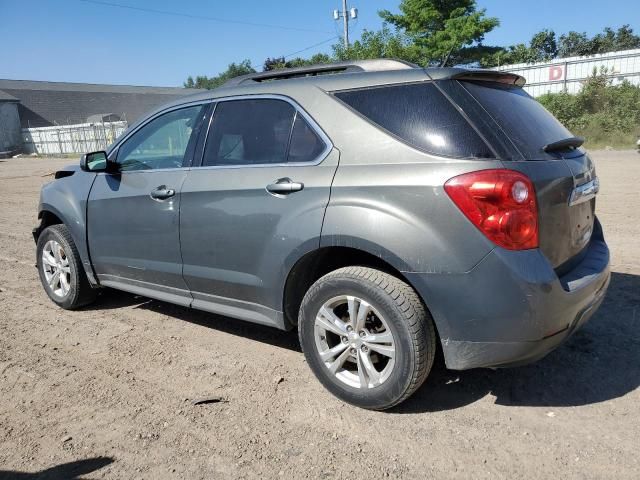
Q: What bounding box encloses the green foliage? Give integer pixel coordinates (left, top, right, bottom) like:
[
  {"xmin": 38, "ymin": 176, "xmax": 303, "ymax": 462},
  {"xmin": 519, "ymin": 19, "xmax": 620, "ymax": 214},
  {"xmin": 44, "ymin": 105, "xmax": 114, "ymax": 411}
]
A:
[
  {"xmin": 263, "ymin": 54, "xmax": 332, "ymax": 71},
  {"xmin": 481, "ymin": 30, "xmax": 559, "ymax": 66},
  {"xmin": 588, "ymin": 25, "xmax": 640, "ymax": 54},
  {"xmin": 538, "ymin": 70, "xmax": 640, "ymax": 148},
  {"xmin": 379, "ymin": 0, "xmax": 500, "ymax": 65},
  {"xmin": 286, "ymin": 54, "xmax": 333, "ymax": 68},
  {"xmin": 332, "ymin": 25, "xmax": 420, "ymax": 63},
  {"xmin": 529, "ymin": 29, "xmax": 558, "ymax": 61},
  {"xmin": 482, "ymin": 24, "xmax": 640, "ymax": 67},
  {"xmin": 183, "ymin": 60, "xmax": 256, "ymax": 89},
  {"xmin": 556, "ymin": 31, "xmax": 594, "ymax": 58}
]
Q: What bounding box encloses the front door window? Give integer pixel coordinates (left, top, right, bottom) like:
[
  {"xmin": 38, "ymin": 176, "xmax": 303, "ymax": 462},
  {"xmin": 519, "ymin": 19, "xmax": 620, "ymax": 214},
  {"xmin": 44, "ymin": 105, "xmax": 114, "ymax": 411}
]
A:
[{"xmin": 117, "ymin": 105, "xmax": 205, "ymax": 171}]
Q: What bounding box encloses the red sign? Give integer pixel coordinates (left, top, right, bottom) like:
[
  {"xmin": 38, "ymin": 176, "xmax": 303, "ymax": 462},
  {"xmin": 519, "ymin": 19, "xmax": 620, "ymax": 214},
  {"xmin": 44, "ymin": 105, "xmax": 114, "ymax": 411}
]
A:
[{"xmin": 549, "ymin": 65, "xmax": 564, "ymax": 81}]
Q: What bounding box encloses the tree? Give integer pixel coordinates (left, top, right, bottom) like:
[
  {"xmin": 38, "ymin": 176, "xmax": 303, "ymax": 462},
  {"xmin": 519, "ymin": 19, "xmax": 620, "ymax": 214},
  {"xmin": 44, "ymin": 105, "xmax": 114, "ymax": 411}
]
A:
[
  {"xmin": 262, "ymin": 57, "xmax": 287, "ymax": 71},
  {"xmin": 378, "ymin": 0, "xmax": 500, "ymax": 66},
  {"xmin": 332, "ymin": 25, "xmax": 420, "ymax": 63},
  {"xmin": 483, "ymin": 24, "xmax": 640, "ymax": 67},
  {"xmin": 613, "ymin": 25, "xmax": 640, "ymax": 50},
  {"xmin": 591, "ymin": 25, "xmax": 640, "ymax": 54},
  {"xmin": 262, "ymin": 53, "xmax": 332, "ymax": 71},
  {"xmin": 286, "ymin": 54, "xmax": 332, "ymax": 68},
  {"xmin": 481, "ymin": 30, "xmax": 557, "ymax": 67},
  {"xmin": 183, "ymin": 60, "xmax": 256, "ymax": 89},
  {"xmin": 557, "ymin": 31, "xmax": 593, "ymax": 58},
  {"xmin": 529, "ymin": 29, "xmax": 558, "ymax": 61}
]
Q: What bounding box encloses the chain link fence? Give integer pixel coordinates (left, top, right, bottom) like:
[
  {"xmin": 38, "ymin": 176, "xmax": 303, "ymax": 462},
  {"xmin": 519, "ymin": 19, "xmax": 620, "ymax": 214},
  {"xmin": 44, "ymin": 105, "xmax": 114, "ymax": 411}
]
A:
[{"xmin": 21, "ymin": 121, "xmax": 128, "ymax": 155}]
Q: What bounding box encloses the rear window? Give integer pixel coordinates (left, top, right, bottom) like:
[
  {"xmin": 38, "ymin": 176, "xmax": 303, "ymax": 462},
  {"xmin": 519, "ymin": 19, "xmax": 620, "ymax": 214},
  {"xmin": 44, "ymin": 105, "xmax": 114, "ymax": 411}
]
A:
[
  {"xmin": 461, "ymin": 81, "xmax": 576, "ymax": 160},
  {"xmin": 334, "ymin": 83, "xmax": 493, "ymax": 159}
]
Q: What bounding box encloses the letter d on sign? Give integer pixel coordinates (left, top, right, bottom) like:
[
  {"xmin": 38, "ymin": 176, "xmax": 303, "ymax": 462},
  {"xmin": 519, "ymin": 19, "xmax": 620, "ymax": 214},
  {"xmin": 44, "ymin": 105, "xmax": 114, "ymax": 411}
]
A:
[{"xmin": 549, "ymin": 65, "xmax": 564, "ymax": 81}]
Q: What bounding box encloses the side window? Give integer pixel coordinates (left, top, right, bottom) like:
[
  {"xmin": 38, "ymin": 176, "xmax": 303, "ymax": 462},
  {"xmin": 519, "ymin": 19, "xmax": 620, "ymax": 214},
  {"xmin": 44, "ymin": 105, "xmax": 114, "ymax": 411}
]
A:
[
  {"xmin": 334, "ymin": 83, "xmax": 493, "ymax": 159},
  {"xmin": 117, "ymin": 105, "xmax": 205, "ymax": 171},
  {"xmin": 202, "ymin": 99, "xmax": 296, "ymax": 167},
  {"xmin": 288, "ymin": 114, "xmax": 326, "ymax": 163}
]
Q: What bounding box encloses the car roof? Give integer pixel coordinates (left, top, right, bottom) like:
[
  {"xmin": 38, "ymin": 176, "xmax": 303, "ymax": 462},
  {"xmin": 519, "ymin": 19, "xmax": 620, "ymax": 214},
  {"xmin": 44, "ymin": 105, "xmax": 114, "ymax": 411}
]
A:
[{"xmin": 132, "ymin": 59, "xmax": 525, "ymax": 128}]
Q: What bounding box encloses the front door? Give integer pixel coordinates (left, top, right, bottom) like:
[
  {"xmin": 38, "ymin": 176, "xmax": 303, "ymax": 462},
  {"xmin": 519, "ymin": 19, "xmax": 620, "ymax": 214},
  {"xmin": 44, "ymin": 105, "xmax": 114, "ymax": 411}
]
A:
[
  {"xmin": 179, "ymin": 97, "xmax": 338, "ymax": 326},
  {"xmin": 87, "ymin": 103, "xmax": 208, "ymax": 305}
]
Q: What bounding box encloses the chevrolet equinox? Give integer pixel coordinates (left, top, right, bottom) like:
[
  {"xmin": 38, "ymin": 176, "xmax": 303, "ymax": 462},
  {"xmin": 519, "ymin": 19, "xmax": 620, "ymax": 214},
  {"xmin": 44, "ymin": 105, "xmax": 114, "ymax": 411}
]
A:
[{"xmin": 34, "ymin": 60, "xmax": 610, "ymax": 410}]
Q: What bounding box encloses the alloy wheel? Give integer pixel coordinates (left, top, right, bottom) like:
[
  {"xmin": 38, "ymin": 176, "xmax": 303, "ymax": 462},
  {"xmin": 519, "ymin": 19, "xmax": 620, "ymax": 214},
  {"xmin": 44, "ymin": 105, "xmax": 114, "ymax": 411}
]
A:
[
  {"xmin": 314, "ymin": 295, "xmax": 396, "ymax": 389},
  {"xmin": 41, "ymin": 240, "xmax": 71, "ymax": 298}
]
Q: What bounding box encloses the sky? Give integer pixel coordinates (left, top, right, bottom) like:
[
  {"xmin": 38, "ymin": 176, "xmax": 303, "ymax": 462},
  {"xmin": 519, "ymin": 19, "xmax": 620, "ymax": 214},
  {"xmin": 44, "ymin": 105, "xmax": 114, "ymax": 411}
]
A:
[{"xmin": 0, "ymin": 0, "xmax": 637, "ymax": 87}]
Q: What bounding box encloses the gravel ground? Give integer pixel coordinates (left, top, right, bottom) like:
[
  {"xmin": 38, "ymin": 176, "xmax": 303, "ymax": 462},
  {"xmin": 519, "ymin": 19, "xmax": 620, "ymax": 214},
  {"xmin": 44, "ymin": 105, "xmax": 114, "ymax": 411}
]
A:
[{"xmin": 0, "ymin": 150, "xmax": 638, "ymax": 479}]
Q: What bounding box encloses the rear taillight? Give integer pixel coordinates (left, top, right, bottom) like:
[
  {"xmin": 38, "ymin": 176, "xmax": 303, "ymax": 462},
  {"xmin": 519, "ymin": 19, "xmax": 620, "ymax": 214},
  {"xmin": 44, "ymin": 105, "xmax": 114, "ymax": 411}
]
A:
[{"xmin": 444, "ymin": 169, "xmax": 538, "ymax": 250}]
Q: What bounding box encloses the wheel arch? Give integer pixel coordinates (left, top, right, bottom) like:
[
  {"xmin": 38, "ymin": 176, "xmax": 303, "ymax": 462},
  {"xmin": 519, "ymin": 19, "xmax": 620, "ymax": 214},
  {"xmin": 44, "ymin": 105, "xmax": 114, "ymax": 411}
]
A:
[
  {"xmin": 34, "ymin": 208, "xmax": 64, "ymax": 240},
  {"xmin": 282, "ymin": 245, "xmax": 442, "ymax": 345},
  {"xmin": 35, "ymin": 204, "xmax": 98, "ymax": 286}
]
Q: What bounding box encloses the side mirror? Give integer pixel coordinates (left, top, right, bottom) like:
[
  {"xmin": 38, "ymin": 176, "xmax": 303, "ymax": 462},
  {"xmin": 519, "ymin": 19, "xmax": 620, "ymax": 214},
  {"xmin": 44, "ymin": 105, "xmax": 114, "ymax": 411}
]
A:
[{"xmin": 80, "ymin": 151, "xmax": 111, "ymax": 172}]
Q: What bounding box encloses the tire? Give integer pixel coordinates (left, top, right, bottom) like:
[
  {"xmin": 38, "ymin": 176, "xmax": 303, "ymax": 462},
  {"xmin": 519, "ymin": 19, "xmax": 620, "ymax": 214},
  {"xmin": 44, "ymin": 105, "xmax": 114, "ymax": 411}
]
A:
[
  {"xmin": 36, "ymin": 224, "xmax": 97, "ymax": 309},
  {"xmin": 298, "ymin": 266, "xmax": 436, "ymax": 410}
]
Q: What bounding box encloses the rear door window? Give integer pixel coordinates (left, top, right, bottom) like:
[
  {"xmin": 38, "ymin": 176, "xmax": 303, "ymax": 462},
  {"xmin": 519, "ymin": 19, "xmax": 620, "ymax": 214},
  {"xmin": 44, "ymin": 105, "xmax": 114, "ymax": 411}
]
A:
[
  {"xmin": 288, "ymin": 114, "xmax": 326, "ymax": 163},
  {"xmin": 203, "ymin": 99, "xmax": 295, "ymax": 166},
  {"xmin": 334, "ymin": 82, "xmax": 493, "ymax": 159},
  {"xmin": 460, "ymin": 81, "xmax": 577, "ymax": 160}
]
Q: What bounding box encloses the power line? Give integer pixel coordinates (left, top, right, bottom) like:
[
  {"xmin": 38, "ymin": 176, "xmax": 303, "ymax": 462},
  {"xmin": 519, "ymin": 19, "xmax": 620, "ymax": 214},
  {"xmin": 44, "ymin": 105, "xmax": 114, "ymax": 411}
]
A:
[
  {"xmin": 283, "ymin": 36, "xmax": 341, "ymax": 59},
  {"xmin": 77, "ymin": 0, "xmax": 334, "ymax": 34}
]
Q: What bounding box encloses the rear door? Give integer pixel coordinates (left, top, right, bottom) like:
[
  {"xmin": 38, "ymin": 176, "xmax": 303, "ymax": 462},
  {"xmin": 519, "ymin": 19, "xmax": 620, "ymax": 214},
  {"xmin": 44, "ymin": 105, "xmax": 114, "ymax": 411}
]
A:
[
  {"xmin": 451, "ymin": 80, "xmax": 597, "ymax": 269},
  {"xmin": 87, "ymin": 103, "xmax": 208, "ymax": 303},
  {"xmin": 179, "ymin": 97, "xmax": 337, "ymax": 326}
]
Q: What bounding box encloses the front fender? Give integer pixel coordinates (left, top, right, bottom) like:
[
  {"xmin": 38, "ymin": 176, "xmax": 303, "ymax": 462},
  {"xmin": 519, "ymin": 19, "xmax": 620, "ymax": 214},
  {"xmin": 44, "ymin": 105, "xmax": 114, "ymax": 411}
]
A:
[{"xmin": 36, "ymin": 168, "xmax": 98, "ymax": 285}]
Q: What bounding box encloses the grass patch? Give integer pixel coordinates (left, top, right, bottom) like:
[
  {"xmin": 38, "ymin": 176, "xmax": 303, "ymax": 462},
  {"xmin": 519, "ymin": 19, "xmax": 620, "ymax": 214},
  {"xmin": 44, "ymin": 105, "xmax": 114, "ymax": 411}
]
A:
[{"xmin": 538, "ymin": 70, "xmax": 640, "ymax": 150}]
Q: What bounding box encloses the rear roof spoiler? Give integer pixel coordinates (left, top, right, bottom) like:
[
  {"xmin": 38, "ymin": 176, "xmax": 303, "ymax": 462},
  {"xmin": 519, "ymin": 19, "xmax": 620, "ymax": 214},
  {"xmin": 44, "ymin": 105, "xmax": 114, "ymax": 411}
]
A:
[{"xmin": 448, "ymin": 70, "xmax": 526, "ymax": 87}]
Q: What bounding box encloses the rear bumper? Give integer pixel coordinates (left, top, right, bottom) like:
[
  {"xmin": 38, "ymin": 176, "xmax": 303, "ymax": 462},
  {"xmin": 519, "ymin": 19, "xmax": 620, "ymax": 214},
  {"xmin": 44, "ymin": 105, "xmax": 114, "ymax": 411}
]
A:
[{"xmin": 405, "ymin": 219, "xmax": 610, "ymax": 370}]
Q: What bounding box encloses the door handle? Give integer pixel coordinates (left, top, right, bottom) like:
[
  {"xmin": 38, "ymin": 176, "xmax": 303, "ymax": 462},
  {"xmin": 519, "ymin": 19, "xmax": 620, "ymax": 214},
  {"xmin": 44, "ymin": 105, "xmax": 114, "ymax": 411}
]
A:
[
  {"xmin": 150, "ymin": 185, "xmax": 176, "ymax": 200},
  {"xmin": 266, "ymin": 178, "xmax": 304, "ymax": 195}
]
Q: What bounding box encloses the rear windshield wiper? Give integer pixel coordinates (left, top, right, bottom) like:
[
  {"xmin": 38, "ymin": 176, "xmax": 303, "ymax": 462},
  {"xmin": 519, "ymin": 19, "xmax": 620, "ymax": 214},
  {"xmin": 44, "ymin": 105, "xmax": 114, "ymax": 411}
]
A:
[{"xmin": 543, "ymin": 136, "xmax": 584, "ymax": 153}]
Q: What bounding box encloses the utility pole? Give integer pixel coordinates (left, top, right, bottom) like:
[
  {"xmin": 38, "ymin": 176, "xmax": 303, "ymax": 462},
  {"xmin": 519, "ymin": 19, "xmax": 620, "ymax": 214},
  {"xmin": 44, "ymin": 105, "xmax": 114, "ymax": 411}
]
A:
[
  {"xmin": 342, "ymin": 0, "xmax": 349, "ymax": 49},
  {"xmin": 333, "ymin": 2, "xmax": 357, "ymax": 49}
]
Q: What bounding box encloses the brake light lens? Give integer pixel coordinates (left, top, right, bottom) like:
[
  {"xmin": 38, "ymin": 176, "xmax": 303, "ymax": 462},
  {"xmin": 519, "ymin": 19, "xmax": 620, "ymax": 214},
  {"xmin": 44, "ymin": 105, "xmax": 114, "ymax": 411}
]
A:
[{"xmin": 444, "ymin": 169, "xmax": 538, "ymax": 250}]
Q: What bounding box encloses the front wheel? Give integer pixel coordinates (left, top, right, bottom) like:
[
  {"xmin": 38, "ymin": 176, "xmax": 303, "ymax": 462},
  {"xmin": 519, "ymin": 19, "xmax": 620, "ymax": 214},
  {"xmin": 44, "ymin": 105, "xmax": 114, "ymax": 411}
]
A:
[
  {"xmin": 298, "ymin": 267, "xmax": 436, "ymax": 410},
  {"xmin": 36, "ymin": 224, "xmax": 97, "ymax": 309}
]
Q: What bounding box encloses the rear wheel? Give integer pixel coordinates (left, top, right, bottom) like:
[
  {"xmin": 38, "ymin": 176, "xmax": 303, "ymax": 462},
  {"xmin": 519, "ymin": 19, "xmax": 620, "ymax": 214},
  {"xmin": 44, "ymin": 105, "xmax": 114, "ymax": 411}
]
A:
[
  {"xmin": 298, "ymin": 266, "xmax": 436, "ymax": 410},
  {"xmin": 36, "ymin": 224, "xmax": 96, "ymax": 309}
]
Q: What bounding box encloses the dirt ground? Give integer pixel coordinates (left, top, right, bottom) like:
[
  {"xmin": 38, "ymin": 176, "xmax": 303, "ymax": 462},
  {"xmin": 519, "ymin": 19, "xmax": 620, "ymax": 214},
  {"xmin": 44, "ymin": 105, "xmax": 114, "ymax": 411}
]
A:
[{"xmin": 0, "ymin": 150, "xmax": 638, "ymax": 479}]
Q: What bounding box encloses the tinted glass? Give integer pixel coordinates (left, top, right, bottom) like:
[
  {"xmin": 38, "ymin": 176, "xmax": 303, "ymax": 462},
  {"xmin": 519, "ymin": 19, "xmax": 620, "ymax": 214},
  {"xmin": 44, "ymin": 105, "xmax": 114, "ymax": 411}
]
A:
[
  {"xmin": 203, "ymin": 99, "xmax": 295, "ymax": 166},
  {"xmin": 334, "ymin": 83, "xmax": 493, "ymax": 159},
  {"xmin": 462, "ymin": 81, "xmax": 575, "ymax": 159},
  {"xmin": 117, "ymin": 105, "xmax": 204, "ymax": 171},
  {"xmin": 288, "ymin": 114, "xmax": 326, "ymax": 163}
]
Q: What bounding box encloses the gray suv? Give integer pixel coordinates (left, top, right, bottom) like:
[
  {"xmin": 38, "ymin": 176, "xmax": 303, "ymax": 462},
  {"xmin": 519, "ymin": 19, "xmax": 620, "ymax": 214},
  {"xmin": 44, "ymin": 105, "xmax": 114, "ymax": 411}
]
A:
[{"xmin": 34, "ymin": 60, "xmax": 610, "ymax": 410}]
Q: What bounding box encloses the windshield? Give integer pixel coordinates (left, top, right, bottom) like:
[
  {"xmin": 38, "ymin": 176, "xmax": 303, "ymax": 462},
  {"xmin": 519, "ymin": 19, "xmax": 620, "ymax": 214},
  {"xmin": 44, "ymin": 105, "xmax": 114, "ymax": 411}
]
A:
[{"xmin": 461, "ymin": 81, "xmax": 579, "ymax": 160}]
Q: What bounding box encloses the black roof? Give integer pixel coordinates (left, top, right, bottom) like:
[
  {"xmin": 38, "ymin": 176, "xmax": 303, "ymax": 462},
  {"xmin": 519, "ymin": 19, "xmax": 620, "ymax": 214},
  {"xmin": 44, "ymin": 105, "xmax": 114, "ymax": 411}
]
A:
[
  {"xmin": 0, "ymin": 79, "xmax": 204, "ymax": 128},
  {"xmin": 0, "ymin": 90, "xmax": 19, "ymax": 102}
]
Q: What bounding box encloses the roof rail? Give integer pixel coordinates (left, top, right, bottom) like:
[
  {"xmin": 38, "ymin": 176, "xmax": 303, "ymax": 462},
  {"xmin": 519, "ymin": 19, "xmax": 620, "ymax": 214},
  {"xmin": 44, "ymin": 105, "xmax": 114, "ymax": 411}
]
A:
[{"xmin": 222, "ymin": 59, "xmax": 418, "ymax": 87}]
